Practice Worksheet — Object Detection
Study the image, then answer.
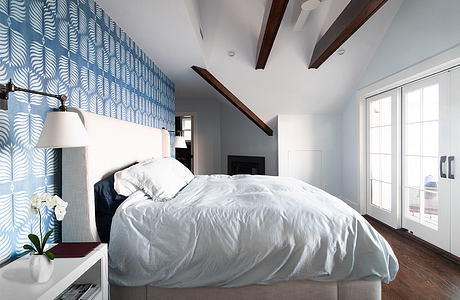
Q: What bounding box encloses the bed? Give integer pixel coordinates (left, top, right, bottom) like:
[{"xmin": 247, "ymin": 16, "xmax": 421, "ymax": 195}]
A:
[{"xmin": 62, "ymin": 108, "xmax": 397, "ymax": 300}]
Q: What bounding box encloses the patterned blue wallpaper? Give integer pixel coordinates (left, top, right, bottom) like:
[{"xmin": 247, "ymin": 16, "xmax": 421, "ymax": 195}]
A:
[{"xmin": 0, "ymin": 0, "xmax": 175, "ymax": 261}]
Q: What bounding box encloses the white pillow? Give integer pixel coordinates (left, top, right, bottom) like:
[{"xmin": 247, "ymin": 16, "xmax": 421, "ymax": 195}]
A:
[{"xmin": 114, "ymin": 157, "xmax": 194, "ymax": 201}]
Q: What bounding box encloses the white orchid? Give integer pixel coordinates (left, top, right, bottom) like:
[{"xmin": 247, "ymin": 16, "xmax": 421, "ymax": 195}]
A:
[
  {"xmin": 53, "ymin": 195, "xmax": 68, "ymax": 209},
  {"xmin": 29, "ymin": 192, "xmax": 68, "ymax": 214},
  {"xmin": 25, "ymin": 192, "xmax": 69, "ymax": 260},
  {"xmin": 28, "ymin": 192, "xmax": 69, "ymax": 222},
  {"xmin": 44, "ymin": 193, "xmax": 54, "ymax": 209},
  {"xmin": 30, "ymin": 192, "xmax": 42, "ymax": 209},
  {"xmin": 55, "ymin": 205, "xmax": 67, "ymax": 221},
  {"xmin": 30, "ymin": 205, "xmax": 39, "ymax": 215}
]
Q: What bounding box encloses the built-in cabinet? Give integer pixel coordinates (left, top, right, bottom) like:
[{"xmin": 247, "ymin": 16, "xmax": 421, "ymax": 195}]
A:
[
  {"xmin": 366, "ymin": 67, "xmax": 460, "ymax": 257},
  {"xmin": 278, "ymin": 114, "xmax": 343, "ymax": 199}
]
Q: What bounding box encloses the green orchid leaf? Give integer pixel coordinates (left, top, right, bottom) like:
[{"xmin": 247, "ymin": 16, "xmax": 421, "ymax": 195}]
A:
[
  {"xmin": 41, "ymin": 229, "xmax": 53, "ymax": 250},
  {"xmin": 28, "ymin": 234, "xmax": 42, "ymax": 254},
  {"xmin": 23, "ymin": 244, "xmax": 35, "ymax": 252},
  {"xmin": 45, "ymin": 251, "xmax": 55, "ymax": 261}
]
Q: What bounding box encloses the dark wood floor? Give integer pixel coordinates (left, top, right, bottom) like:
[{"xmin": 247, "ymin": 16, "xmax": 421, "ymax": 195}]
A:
[{"xmin": 366, "ymin": 217, "xmax": 460, "ymax": 300}]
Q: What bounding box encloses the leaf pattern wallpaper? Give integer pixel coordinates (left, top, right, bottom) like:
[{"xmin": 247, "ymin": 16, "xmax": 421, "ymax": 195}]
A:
[{"xmin": 0, "ymin": 0, "xmax": 175, "ymax": 262}]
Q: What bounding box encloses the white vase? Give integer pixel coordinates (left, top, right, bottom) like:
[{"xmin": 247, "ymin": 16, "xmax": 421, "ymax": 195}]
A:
[{"xmin": 29, "ymin": 254, "xmax": 54, "ymax": 283}]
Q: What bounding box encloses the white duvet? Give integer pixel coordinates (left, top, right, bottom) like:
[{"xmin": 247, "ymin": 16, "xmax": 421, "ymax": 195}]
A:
[{"xmin": 109, "ymin": 175, "xmax": 398, "ymax": 287}]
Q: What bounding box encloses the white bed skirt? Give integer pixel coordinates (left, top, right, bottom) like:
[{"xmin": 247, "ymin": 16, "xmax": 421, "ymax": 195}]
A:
[{"xmin": 110, "ymin": 280, "xmax": 381, "ymax": 300}]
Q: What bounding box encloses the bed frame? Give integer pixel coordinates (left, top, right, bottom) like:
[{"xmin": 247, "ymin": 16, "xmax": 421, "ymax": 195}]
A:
[{"xmin": 62, "ymin": 108, "xmax": 381, "ymax": 300}]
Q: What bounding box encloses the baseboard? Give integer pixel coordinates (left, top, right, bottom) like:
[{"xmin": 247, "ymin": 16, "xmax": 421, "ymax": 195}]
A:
[{"xmin": 341, "ymin": 198, "xmax": 360, "ymax": 212}]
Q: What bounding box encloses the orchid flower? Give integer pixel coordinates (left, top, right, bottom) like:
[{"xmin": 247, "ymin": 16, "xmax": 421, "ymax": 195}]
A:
[
  {"xmin": 55, "ymin": 205, "xmax": 67, "ymax": 221},
  {"xmin": 23, "ymin": 192, "xmax": 69, "ymax": 260}
]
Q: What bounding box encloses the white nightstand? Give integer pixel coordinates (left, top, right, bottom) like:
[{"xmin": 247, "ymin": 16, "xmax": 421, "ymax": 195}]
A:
[{"xmin": 0, "ymin": 243, "xmax": 108, "ymax": 300}]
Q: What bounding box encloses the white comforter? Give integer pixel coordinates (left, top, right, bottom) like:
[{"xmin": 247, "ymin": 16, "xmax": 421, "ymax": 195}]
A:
[{"xmin": 109, "ymin": 175, "xmax": 398, "ymax": 287}]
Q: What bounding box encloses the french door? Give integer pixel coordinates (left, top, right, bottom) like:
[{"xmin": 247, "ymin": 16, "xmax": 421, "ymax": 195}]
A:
[
  {"xmin": 367, "ymin": 88, "xmax": 401, "ymax": 228},
  {"xmin": 367, "ymin": 69, "xmax": 459, "ymax": 254},
  {"xmin": 401, "ymin": 73, "xmax": 450, "ymax": 250}
]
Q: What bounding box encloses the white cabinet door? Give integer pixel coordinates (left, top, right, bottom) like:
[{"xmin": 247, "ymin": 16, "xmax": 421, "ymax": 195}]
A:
[
  {"xmin": 401, "ymin": 72, "xmax": 451, "ymax": 251},
  {"xmin": 287, "ymin": 150, "xmax": 322, "ymax": 188},
  {"xmin": 449, "ymin": 68, "xmax": 460, "ymax": 257}
]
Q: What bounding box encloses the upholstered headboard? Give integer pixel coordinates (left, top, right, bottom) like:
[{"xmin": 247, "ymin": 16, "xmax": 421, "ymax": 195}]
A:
[{"xmin": 62, "ymin": 108, "xmax": 171, "ymax": 242}]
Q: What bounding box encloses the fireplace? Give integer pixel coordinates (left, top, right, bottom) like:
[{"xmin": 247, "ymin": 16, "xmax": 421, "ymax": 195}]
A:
[{"xmin": 228, "ymin": 155, "xmax": 265, "ymax": 175}]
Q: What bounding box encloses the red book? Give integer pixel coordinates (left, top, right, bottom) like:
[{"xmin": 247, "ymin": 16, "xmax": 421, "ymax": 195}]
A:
[{"xmin": 48, "ymin": 242, "xmax": 101, "ymax": 258}]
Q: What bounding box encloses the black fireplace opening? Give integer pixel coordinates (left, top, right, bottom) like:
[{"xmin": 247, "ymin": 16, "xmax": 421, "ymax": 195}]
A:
[{"xmin": 228, "ymin": 155, "xmax": 265, "ymax": 175}]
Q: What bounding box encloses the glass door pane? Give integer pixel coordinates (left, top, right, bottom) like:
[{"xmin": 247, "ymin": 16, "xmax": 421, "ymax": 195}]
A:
[
  {"xmin": 369, "ymin": 96, "xmax": 392, "ymax": 211},
  {"xmin": 403, "ymin": 83, "xmax": 439, "ymax": 229}
]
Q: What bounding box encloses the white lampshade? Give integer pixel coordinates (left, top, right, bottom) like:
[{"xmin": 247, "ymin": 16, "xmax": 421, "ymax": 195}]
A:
[
  {"xmin": 36, "ymin": 111, "xmax": 89, "ymax": 148},
  {"xmin": 173, "ymin": 136, "xmax": 187, "ymax": 148}
]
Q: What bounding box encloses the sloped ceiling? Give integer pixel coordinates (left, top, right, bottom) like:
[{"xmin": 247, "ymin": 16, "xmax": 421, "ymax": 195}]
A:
[{"xmin": 96, "ymin": 0, "xmax": 403, "ymax": 121}]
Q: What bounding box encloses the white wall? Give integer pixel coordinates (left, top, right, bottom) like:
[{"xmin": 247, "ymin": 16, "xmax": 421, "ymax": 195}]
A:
[
  {"xmin": 341, "ymin": 96, "xmax": 359, "ymax": 203},
  {"xmin": 341, "ymin": 0, "xmax": 460, "ymax": 205},
  {"xmin": 176, "ymin": 98, "xmax": 278, "ymax": 176},
  {"xmin": 176, "ymin": 98, "xmax": 222, "ymax": 175},
  {"xmin": 177, "ymin": 99, "xmax": 345, "ymax": 199},
  {"xmin": 220, "ymin": 104, "xmax": 278, "ymax": 176},
  {"xmin": 278, "ymin": 114, "xmax": 343, "ymax": 198},
  {"xmin": 360, "ymin": 0, "xmax": 460, "ymax": 88}
]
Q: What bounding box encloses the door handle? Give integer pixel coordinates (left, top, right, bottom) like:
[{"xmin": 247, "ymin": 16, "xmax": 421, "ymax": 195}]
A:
[
  {"xmin": 448, "ymin": 156, "xmax": 455, "ymax": 179},
  {"xmin": 440, "ymin": 156, "xmax": 447, "ymax": 178}
]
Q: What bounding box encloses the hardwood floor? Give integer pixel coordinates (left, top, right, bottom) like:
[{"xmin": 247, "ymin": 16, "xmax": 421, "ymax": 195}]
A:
[{"xmin": 365, "ymin": 216, "xmax": 460, "ymax": 299}]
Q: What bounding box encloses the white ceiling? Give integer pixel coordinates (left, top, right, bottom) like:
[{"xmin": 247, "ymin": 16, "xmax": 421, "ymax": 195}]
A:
[{"xmin": 96, "ymin": 0, "xmax": 403, "ymax": 121}]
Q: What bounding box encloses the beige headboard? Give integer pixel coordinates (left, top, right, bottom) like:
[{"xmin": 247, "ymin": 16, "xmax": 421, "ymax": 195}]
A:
[{"xmin": 62, "ymin": 108, "xmax": 171, "ymax": 242}]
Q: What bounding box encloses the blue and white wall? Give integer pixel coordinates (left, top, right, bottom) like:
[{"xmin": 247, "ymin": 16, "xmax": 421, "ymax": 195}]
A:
[{"xmin": 0, "ymin": 0, "xmax": 175, "ymax": 261}]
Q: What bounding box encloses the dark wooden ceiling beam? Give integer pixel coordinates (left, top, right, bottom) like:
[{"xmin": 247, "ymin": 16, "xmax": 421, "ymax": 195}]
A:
[
  {"xmin": 256, "ymin": 0, "xmax": 289, "ymax": 70},
  {"xmin": 191, "ymin": 66, "xmax": 273, "ymax": 136},
  {"xmin": 309, "ymin": 0, "xmax": 388, "ymax": 69}
]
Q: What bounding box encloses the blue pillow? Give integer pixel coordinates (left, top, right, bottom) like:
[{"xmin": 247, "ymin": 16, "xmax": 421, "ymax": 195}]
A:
[{"xmin": 94, "ymin": 173, "xmax": 127, "ymax": 243}]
